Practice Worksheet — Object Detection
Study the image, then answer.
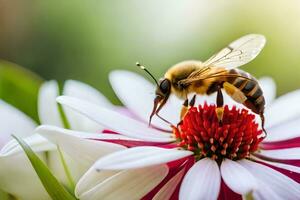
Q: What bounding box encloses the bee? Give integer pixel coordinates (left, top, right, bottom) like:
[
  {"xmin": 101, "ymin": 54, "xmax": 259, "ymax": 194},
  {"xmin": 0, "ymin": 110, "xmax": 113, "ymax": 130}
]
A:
[{"xmin": 137, "ymin": 34, "xmax": 267, "ymax": 134}]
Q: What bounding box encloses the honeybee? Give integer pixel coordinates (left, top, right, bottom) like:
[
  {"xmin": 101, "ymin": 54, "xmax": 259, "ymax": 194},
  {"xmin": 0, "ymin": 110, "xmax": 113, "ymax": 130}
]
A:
[{"xmin": 137, "ymin": 34, "xmax": 267, "ymax": 134}]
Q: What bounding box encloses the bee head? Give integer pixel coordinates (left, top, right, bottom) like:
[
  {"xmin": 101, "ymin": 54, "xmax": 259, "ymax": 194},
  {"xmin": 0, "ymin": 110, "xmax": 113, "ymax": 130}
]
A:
[
  {"xmin": 155, "ymin": 78, "xmax": 171, "ymax": 100},
  {"xmin": 147, "ymin": 78, "xmax": 171, "ymax": 125},
  {"xmin": 136, "ymin": 62, "xmax": 171, "ymax": 126}
]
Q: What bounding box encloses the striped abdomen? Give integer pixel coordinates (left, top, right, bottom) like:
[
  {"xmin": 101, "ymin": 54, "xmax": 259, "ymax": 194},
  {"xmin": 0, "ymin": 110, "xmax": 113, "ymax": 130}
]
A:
[{"xmin": 226, "ymin": 69, "xmax": 265, "ymax": 114}]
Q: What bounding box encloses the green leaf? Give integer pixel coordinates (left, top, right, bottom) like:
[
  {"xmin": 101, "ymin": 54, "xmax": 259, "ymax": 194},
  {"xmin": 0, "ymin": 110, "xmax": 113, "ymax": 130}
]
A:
[
  {"xmin": 0, "ymin": 189, "xmax": 10, "ymax": 200},
  {"xmin": 12, "ymin": 135, "xmax": 77, "ymax": 200},
  {"xmin": 0, "ymin": 60, "xmax": 43, "ymax": 122},
  {"xmin": 58, "ymin": 103, "xmax": 71, "ymax": 129},
  {"xmin": 57, "ymin": 146, "xmax": 75, "ymax": 192}
]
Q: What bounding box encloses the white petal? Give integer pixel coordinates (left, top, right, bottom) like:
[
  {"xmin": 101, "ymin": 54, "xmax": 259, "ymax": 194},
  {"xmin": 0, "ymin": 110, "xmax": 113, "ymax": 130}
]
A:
[
  {"xmin": 179, "ymin": 158, "xmax": 221, "ymax": 200},
  {"xmin": 63, "ymin": 80, "xmax": 113, "ymax": 108},
  {"xmin": 0, "ymin": 134, "xmax": 55, "ymax": 157},
  {"xmin": 258, "ymin": 148, "xmax": 300, "ymax": 160},
  {"xmin": 1, "ymin": 135, "xmax": 68, "ymax": 187},
  {"xmin": 0, "ymin": 152, "xmax": 50, "ymax": 200},
  {"xmin": 153, "ymin": 168, "xmax": 185, "ymax": 200},
  {"xmin": 194, "ymin": 92, "xmax": 216, "ymax": 106},
  {"xmin": 258, "ymin": 77, "xmax": 276, "ymax": 106},
  {"xmin": 63, "ymin": 80, "xmax": 113, "ymax": 132},
  {"xmin": 38, "ymin": 81, "xmax": 63, "ymax": 126},
  {"xmin": 36, "ymin": 125, "xmax": 126, "ymax": 168},
  {"xmin": 109, "ymin": 70, "xmax": 180, "ymax": 129},
  {"xmin": 253, "ymin": 156, "xmax": 300, "ymax": 173},
  {"xmin": 36, "ymin": 125, "xmax": 137, "ymax": 141},
  {"xmin": 264, "ymin": 118, "xmax": 300, "ymax": 142},
  {"xmin": 77, "ymin": 165, "xmax": 168, "ymax": 200},
  {"xmin": 265, "ymin": 89, "xmax": 300, "ymax": 128},
  {"xmin": 239, "ymin": 159, "xmax": 300, "ymax": 199},
  {"xmin": 36, "ymin": 125, "xmax": 136, "ymax": 141},
  {"xmin": 57, "ymin": 96, "xmax": 174, "ymax": 142},
  {"xmin": 194, "ymin": 91, "xmax": 246, "ymax": 111},
  {"xmin": 76, "ymin": 167, "xmax": 121, "ymax": 198},
  {"xmin": 220, "ymin": 159, "xmax": 257, "ymax": 194},
  {"xmin": 0, "ymin": 100, "xmax": 36, "ymax": 147},
  {"xmin": 94, "ymin": 147, "xmax": 192, "ymax": 170},
  {"xmin": 252, "ymin": 181, "xmax": 282, "ymax": 200}
]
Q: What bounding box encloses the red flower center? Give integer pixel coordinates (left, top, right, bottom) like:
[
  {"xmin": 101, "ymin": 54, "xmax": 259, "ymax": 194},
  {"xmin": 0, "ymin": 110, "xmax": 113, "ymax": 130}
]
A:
[{"xmin": 173, "ymin": 104, "xmax": 264, "ymax": 161}]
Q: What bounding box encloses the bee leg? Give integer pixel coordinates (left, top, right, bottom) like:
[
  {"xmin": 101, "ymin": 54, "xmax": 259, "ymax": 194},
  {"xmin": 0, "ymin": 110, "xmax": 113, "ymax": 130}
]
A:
[
  {"xmin": 156, "ymin": 113, "xmax": 172, "ymax": 125},
  {"xmin": 177, "ymin": 95, "xmax": 197, "ymax": 128},
  {"xmin": 154, "ymin": 102, "xmax": 172, "ymax": 126},
  {"xmin": 189, "ymin": 94, "xmax": 197, "ymax": 107},
  {"xmin": 180, "ymin": 98, "xmax": 189, "ymax": 121},
  {"xmin": 177, "ymin": 98, "xmax": 189, "ymax": 128},
  {"xmin": 260, "ymin": 113, "xmax": 267, "ymax": 138},
  {"xmin": 216, "ymin": 87, "xmax": 224, "ymax": 124}
]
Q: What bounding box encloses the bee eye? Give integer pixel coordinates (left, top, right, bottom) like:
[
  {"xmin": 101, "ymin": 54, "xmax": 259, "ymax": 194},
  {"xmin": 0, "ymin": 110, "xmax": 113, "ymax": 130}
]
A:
[{"xmin": 160, "ymin": 79, "xmax": 170, "ymax": 94}]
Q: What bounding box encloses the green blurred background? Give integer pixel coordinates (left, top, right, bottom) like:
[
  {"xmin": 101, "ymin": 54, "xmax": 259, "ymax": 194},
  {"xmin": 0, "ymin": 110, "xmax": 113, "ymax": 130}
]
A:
[{"xmin": 0, "ymin": 0, "xmax": 300, "ymax": 121}]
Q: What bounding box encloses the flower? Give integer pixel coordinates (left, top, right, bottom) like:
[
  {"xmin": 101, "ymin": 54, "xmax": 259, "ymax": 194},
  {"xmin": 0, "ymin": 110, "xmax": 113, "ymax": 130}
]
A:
[
  {"xmin": 38, "ymin": 70, "xmax": 300, "ymax": 199},
  {"xmin": 0, "ymin": 80, "xmax": 119, "ymax": 200}
]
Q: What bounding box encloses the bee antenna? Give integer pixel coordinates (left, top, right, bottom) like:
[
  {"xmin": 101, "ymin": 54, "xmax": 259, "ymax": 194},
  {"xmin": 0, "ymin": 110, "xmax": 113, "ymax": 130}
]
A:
[{"xmin": 136, "ymin": 62, "xmax": 159, "ymax": 87}]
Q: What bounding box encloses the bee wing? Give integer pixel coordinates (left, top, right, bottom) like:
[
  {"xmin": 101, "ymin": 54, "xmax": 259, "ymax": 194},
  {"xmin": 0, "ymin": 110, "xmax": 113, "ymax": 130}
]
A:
[
  {"xmin": 203, "ymin": 34, "xmax": 266, "ymax": 69},
  {"xmin": 178, "ymin": 67, "xmax": 252, "ymax": 86},
  {"xmin": 177, "ymin": 66, "xmax": 220, "ymax": 85}
]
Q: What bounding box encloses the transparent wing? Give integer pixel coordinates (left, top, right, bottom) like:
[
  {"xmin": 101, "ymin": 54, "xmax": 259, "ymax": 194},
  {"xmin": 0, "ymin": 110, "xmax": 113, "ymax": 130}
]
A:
[
  {"xmin": 203, "ymin": 34, "xmax": 266, "ymax": 69},
  {"xmin": 178, "ymin": 70, "xmax": 252, "ymax": 86}
]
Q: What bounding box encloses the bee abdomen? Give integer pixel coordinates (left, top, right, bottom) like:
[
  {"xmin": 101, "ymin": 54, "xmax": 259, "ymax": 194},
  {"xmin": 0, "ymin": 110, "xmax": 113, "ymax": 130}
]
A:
[
  {"xmin": 228, "ymin": 69, "xmax": 265, "ymax": 114},
  {"xmin": 228, "ymin": 69, "xmax": 248, "ymax": 88}
]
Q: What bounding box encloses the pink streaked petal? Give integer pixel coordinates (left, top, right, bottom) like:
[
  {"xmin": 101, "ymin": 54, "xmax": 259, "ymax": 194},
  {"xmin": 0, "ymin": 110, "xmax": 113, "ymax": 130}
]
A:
[
  {"xmin": 169, "ymin": 185, "xmax": 181, "ymax": 200},
  {"xmin": 57, "ymin": 96, "xmax": 174, "ymax": 143},
  {"xmin": 77, "ymin": 165, "xmax": 169, "ymax": 200},
  {"xmin": 217, "ymin": 179, "xmax": 242, "ymax": 200},
  {"xmin": 265, "ymin": 89, "xmax": 300, "ymax": 129},
  {"xmin": 91, "ymin": 139, "xmax": 177, "ymax": 149},
  {"xmin": 261, "ymin": 136, "xmax": 300, "ymax": 150},
  {"xmin": 143, "ymin": 165, "xmax": 186, "ymax": 200},
  {"xmin": 166, "ymin": 156, "xmax": 194, "ymax": 170},
  {"xmin": 37, "ymin": 125, "xmax": 135, "ymax": 141},
  {"xmin": 169, "ymin": 157, "xmax": 195, "ymax": 200},
  {"xmin": 143, "ymin": 156, "xmax": 194, "ymax": 200},
  {"xmin": 258, "ymin": 148, "xmax": 300, "ymax": 160},
  {"xmin": 94, "ymin": 147, "xmax": 193, "ymax": 170},
  {"xmin": 102, "ymin": 129, "xmax": 119, "ymax": 134},
  {"xmin": 86, "ymin": 134, "xmax": 136, "ymax": 141},
  {"xmin": 264, "ymin": 117, "xmax": 300, "ymax": 142},
  {"xmin": 153, "ymin": 169, "xmax": 185, "ymax": 200},
  {"xmin": 36, "ymin": 125, "xmax": 126, "ymax": 167},
  {"xmin": 253, "ymin": 159, "xmax": 300, "ymax": 184},
  {"xmin": 239, "ymin": 159, "xmax": 300, "ymax": 199},
  {"xmin": 253, "ymin": 156, "xmax": 300, "ymax": 173},
  {"xmin": 254, "ymin": 153, "xmax": 300, "ymax": 167},
  {"xmin": 252, "ymin": 181, "xmax": 282, "ymax": 200}
]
